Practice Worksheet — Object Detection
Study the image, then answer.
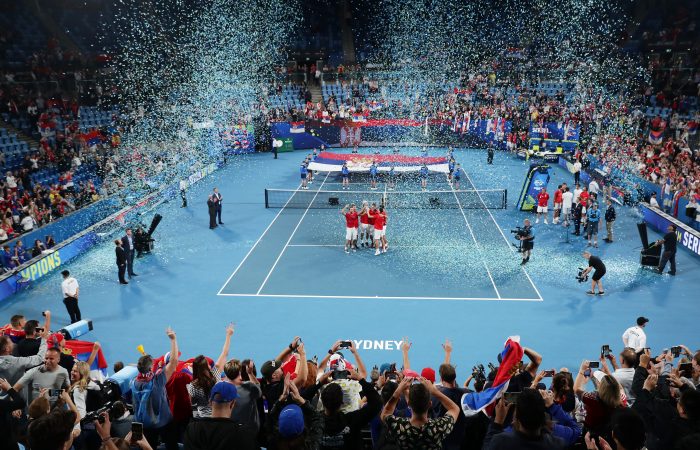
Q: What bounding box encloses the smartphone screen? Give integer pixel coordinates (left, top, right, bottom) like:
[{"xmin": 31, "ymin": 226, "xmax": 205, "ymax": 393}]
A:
[
  {"xmin": 131, "ymin": 422, "xmax": 143, "ymax": 441},
  {"xmin": 589, "ymin": 361, "xmax": 600, "ymax": 369}
]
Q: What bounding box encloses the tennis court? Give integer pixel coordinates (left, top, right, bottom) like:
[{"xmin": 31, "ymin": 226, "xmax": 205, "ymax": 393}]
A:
[{"xmin": 218, "ymin": 161, "xmax": 543, "ymax": 301}]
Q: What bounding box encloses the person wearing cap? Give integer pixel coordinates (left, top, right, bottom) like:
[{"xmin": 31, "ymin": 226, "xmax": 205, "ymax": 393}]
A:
[
  {"xmin": 266, "ymin": 373, "xmax": 323, "ymax": 449},
  {"xmin": 260, "ymin": 337, "xmax": 308, "ymax": 412},
  {"xmin": 60, "ymin": 270, "xmax": 81, "ymax": 324},
  {"xmin": 622, "ymin": 317, "xmax": 649, "ymax": 352},
  {"xmin": 131, "ymin": 328, "xmax": 179, "ymax": 450},
  {"xmin": 183, "ymin": 381, "xmax": 257, "ymax": 450},
  {"xmin": 47, "ymin": 332, "xmax": 76, "ymax": 374},
  {"xmin": 315, "ymin": 340, "xmax": 368, "ymax": 413}
]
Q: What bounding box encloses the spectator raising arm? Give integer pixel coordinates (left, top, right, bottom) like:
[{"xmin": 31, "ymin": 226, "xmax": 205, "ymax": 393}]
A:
[
  {"xmin": 164, "ymin": 328, "xmax": 178, "ymax": 382},
  {"xmin": 523, "ymin": 346, "xmax": 543, "ymax": 377},
  {"xmin": 423, "ymin": 377, "xmax": 460, "ymax": 421},
  {"xmin": 401, "ymin": 336, "xmax": 412, "ymax": 370},
  {"xmin": 381, "ymin": 377, "xmax": 411, "ymax": 421},
  {"xmin": 442, "ymin": 339, "xmax": 453, "ymax": 365},
  {"xmin": 86, "ymin": 342, "xmax": 101, "ymax": 368},
  {"xmin": 317, "ymin": 340, "xmax": 342, "ymax": 371},
  {"xmin": 348, "ymin": 340, "xmax": 367, "ymax": 379},
  {"xmin": 215, "ymin": 323, "xmax": 234, "ymax": 373},
  {"xmin": 293, "ymin": 342, "xmax": 308, "ymax": 387}
]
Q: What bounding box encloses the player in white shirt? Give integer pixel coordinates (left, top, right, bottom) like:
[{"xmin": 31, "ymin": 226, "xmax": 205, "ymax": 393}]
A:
[
  {"xmin": 60, "ymin": 270, "xmax": 81, "ymax": 324},
  {"xmin": 561, "ymin": 187, "xmax": 574, "ymax": 226},
  {"xmin": 589, "ymin": 179, "xmax": 600, "ymax": 196},
  {"xmin": 622, "ymin": 317, "xmax": 649, "ymax": 351}
]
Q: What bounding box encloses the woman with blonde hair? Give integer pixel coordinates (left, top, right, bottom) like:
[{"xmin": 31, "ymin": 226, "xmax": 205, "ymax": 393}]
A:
[
  {"xmin": 574, "ymin": 360, "xmax": 627, "ymax": 441},
  {"xmin": 70, "ymin": 360, "xmax": 102, "ymax": 449}
]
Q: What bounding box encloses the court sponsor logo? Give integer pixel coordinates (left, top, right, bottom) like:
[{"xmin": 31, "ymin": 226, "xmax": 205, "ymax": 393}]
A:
[
  {"xmin": 679, "ymin": 230, "xmax": 700, "ymax": 255},
  {"xmin": 352, "ymin": 339, "xmax": 404, "ymax": 351},
  {"xmin": 20, "ymin": 251, "xmax": 62, "ymax": 281}
]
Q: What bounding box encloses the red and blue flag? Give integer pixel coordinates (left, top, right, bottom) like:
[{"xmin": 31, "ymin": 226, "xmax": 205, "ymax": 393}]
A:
[{"xmin": 461, "ymin": 337, "xmax": 524, "ymax": 416}]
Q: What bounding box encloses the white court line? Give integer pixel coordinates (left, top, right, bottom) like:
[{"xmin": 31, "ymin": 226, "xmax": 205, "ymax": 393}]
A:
[
  {"xmin": 216, "ymin": 180, "xmax": 305, "ymax": 295},
  {"xmin": 449, "ymin": 182, "xmax": 502, "ymax": 299},
  {"xmin": 287, "ymin": 244, "xmax": 473, "ymax": 248},
  {"xmin": 255, "ymin": 172, "xmax": 331, "ymax": 295},
  {"xmin": 217, "ymin": 292, "xmax": 541, "ymax": 302},
  {"xmin": 460, "ymin": 168, "xmax": 544, "ymax": 301}
]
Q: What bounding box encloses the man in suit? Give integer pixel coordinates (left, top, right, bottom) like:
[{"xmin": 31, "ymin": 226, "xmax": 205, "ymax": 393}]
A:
[
  {"xmin": 121, "ymin": 228, "xmax": 138, "ymax": 278},
  {"xmin": 213, "ymin": 187, "xmax": 223, "ymax": 225},
  {"xmin": 115, "ymin": 239, "xmax": 128, "ymax": 284},
  {"xmin": 207, "ymin": 195, "xmax": 218, "ymax": 229}
]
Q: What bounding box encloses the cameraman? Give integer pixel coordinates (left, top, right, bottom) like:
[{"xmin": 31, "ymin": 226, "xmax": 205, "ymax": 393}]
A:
[
  {"xmin": 581, "ymin": 251, "xmax": 606, "ymax": 296},
  {"xmin": 517, "ymin": 219, "xmax": 535, "ymax": 265}
]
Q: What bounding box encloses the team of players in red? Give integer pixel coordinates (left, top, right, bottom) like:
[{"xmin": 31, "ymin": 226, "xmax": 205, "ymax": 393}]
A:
[{"xmin": 341, "ymin": 201, "xmax": 388, "ymax": 255}]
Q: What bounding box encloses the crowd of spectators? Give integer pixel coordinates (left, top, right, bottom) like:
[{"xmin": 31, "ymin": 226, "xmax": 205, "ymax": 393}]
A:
[{"xmin": 1, "ymin": 312, "xmax": 699, "ymax": 450}]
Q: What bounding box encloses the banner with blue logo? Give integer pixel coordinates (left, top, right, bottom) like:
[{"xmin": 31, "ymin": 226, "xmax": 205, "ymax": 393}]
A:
[
  {"xmin": 640, "ymin": 204, "xmax": 700, "ymax": 259},
  {"xmin": 529, "ymin": 122, "xmax": 579, "ymax": 152},
  {"xmin": 518, "ymin": 164, "xmax": 551, "ymax": 211}
]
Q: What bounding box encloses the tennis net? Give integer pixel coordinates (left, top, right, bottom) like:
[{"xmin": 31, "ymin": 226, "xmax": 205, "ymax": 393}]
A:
[{"xmin": 264, "ymin": 188, "xmax": 508, "ymax": 209}]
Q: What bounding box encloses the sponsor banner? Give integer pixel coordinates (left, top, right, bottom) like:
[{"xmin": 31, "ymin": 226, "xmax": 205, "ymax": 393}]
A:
[
  {"xmin": 640, "ymin": 203, "xmax": 700, "ymax": 259},
  {"xmin": 308, "ymin": 151, "xmax": 449, "ymax": 173},
  {"xmin": 0, "ymin": 232, "xmax": 98, "ymax": 301}
]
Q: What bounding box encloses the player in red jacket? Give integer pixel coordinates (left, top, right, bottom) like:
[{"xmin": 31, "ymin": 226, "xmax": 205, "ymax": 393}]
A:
[{"xmin": 536, "ymin": 188, "xmax": 550, "ymax": 224}]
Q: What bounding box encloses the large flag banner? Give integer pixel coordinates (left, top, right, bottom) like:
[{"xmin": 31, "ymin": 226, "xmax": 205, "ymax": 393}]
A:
[
  {"xmin": 81, "ymin": 130, "xmax": 103, "ymax": 147},
  {"xmin": 290, "ymin": 121, "xmax": 305, "ymax": 134},
  {"xmin": 308, "ymin": 151, "xmax": 450, "ymax": 173},
  {"xmin": 461, "ymin": 337, "xmax": 524, "ymax": 416},
  {"xmin": 687, "ymin": 121, "xmax": 697, "ymax": 135},
  {"xmin": 64, "ymin": 339, "xmax": 109, "ymax": 380},
  {"xmin": 648, "ymin": 129, "xmax": 664, "ymax": 145}
]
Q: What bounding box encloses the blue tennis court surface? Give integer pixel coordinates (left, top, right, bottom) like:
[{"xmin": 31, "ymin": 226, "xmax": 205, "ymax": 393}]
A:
[{"xmin": 2, "ymin": 147, "xmax": 698, "ymax": 372}]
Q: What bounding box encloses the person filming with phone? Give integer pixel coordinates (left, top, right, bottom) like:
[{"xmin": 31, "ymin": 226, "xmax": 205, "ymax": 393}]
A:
[
  {"xmin": 592, "ymin": 346, "xmax": 637, "ymax": 405},
  {"xmin": 573, "ymin": 359, "xmax": 626, "ymax": 442},
  {"xmin": 315, "ymin": 339, "xmax": 368, "ymax": 413}
]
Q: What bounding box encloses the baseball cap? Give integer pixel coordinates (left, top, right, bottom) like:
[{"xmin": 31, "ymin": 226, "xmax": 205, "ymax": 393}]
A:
[
  {"xmin": 278, "ymin": 404, "xmax": 305, "ymax": 438},
  {"xmin": 421, "ymin": 367, "xmax": 436, "ymax": 383},
  {"xmin": 210, "ymin": 382, "xmax": 238, "ymax": 403},
  {"xmin": 637, "ymin": 317, "xmax": 650, "ymax": 326},
  {"xmin": 261, "ymin": 360, "xmax": 280, "ymax": 380},
  {"xmin": 403, "ymin": 369, "xmax": 420, "ymax": 378},
  {"xmin": 47, "ymin": 333, "xmax": 64, "ymax": 348}
]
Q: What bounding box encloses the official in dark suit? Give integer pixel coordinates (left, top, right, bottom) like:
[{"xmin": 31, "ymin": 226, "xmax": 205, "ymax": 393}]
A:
[
  {"xmin": 207, "ymin": 195, "xmax": 217, "ymax": 229},
  {"xmin": 121, "ymin": 228, "xmax": 138, "ymax": 278},
  {"xmin": 213, "ymin": 187, "xmax": 223, "ymax": 224},
  {"xmin": 115, "ymin": 239, "xmax": 128, "ymax": 284}
]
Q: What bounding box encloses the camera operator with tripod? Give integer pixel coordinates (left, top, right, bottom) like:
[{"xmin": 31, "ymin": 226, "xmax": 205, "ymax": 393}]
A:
[
  {"xmin": 514, "ymin": 219, "xmax": 535, "ymax": 265},
  {"xmin": 580, "ymin": 251, "xmax": 606, "ymax": 296}
]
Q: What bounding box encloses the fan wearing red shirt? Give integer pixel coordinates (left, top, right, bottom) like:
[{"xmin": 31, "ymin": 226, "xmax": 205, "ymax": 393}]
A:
[
  {"xmin": 553, "ymin": 184, "xmax": 564, "ymax": 224},
  {"xmin": 368, "ymin": 206, "xmax": 388, "ymax": 255},
  {"xmin": 536, "ymin": 188, "xmax": 550, "ymax": 224},
  {"xmin": 341, "ymin": 204, "xmax": 359, "ymax": 253},
  {"xmin": 358, "ymin": 201, "xmax": 371, "ymax": 247}
]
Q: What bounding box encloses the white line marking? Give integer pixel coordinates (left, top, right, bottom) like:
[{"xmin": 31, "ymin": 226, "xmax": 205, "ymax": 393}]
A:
[
  {"xmin": 255, "ymin": 173, "xmax": 330, "ymax": 295},
  {"xmin": 216, "ymin": 182, "xmax": 303, "ymax": 295},
  {"xmin": 460, "ymin": 168, "xmax": 544, "ymax": 300},
  {"xmin": 217, "ymin": 292, "xmax": 542, "ymax": 301},
  {"xmin": 286, "ymin": 244, "xmax": 473, "ymax": 248},
  {"xmin": 449, "ymin": 182, "xmax": 502, "ymax": 299}
]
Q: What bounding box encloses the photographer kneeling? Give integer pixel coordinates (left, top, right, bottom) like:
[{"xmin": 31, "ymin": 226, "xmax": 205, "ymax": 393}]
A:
[
  {"xmin": 581, "ymin": 251, "xmax": 606, "ymax": 296},
  {"xmin": 516, "ymin": 219, "xmax": 535, "ymax": 265}
]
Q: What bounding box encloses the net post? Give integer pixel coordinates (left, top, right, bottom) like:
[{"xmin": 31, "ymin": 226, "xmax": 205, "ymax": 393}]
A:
[
  {"xmin": 504, "ymin": 189, "xmax": 508, "ymax": 209},
  {"xmin": 265, "ymin": 189, "xmax": 269, "ymax": 208}
]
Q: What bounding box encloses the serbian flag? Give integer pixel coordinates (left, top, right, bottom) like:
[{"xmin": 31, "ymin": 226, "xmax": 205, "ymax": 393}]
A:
[
  {"xmin": 648, "ymin": 129, "xmax": 664, "ymax": 145},
  {"xmin": 64, "ymin": 339, "xmax": 109, "ymax": 380},
  {"xmin": 82, "ymin": 130, "xmax": 103, "ymax": 146},
  {"xmin": 290, "ymin": 121, "xmax": 305, "ymax": 134},
  {"xmin": 687, "ymin": 121, "xmax": 698, "ymax": 135},
  {"xmin": 351, "ymin": 113, "xmax": 366, "ymax": 123},
  {"xmin": 461, "ymin": 337, "xmax": 524, "ymax": 417}
]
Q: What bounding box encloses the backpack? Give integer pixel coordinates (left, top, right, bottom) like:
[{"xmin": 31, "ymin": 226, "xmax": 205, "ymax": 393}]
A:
[{"xmin": 130, "ymin": 378, "xmax": 157, "ymax": 428}]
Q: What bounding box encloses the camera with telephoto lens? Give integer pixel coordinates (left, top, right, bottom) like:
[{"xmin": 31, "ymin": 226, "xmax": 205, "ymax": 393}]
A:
[
  {"xmin": 510, "ymin": 226, "xmax": 526, "ymax": 237},
  {"xmin": 472, "ymin": 364, "xmax": 486, "ymax": 382},
  {"xmin": 576, "ymin": 267, "xmax": 589, "ymax": 283},
  {"xmin": 81, "ymin": 402, "xmax": 115, "ymax": 426}
]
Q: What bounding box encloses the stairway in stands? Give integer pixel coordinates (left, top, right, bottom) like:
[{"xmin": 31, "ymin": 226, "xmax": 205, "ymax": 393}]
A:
[{"xmin": 308, "ymin": 84, "xmax": 323, "ymax": 104}]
